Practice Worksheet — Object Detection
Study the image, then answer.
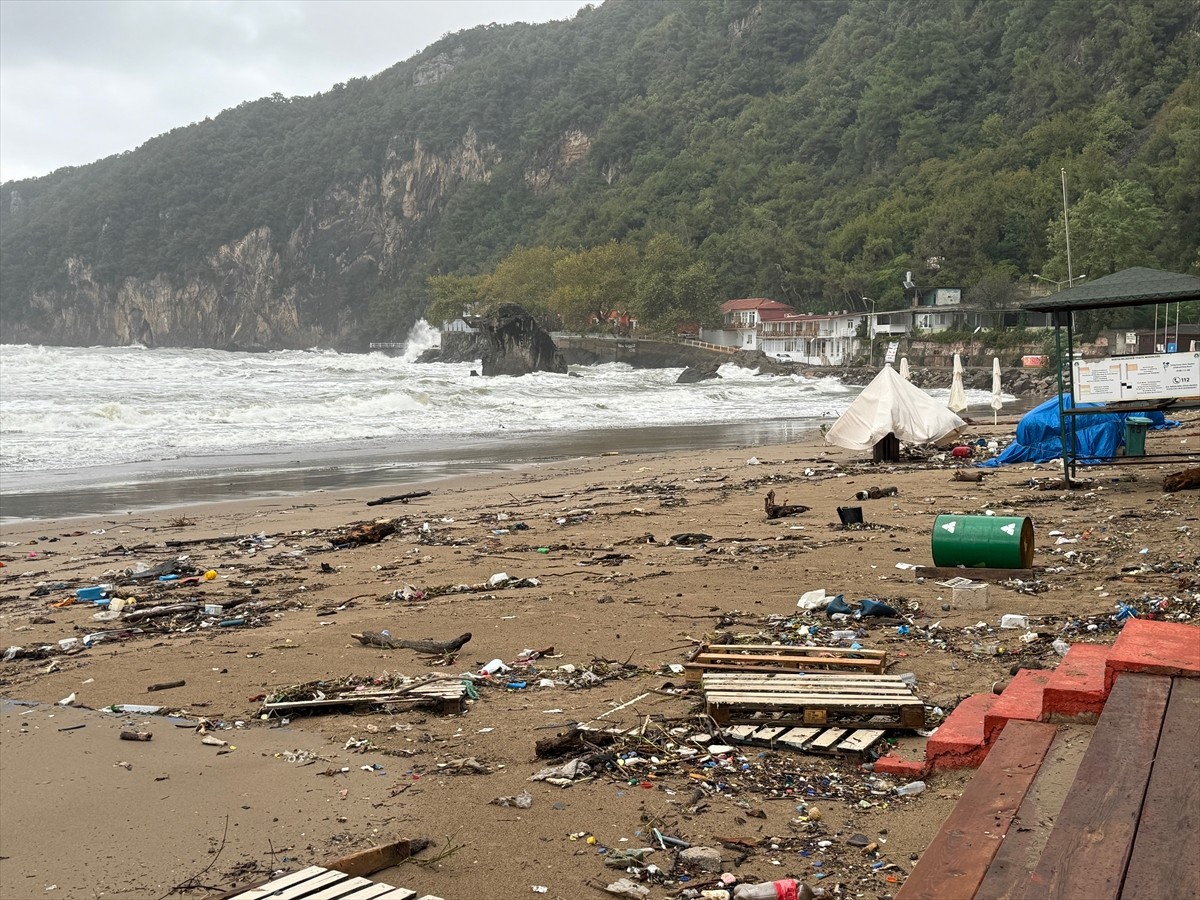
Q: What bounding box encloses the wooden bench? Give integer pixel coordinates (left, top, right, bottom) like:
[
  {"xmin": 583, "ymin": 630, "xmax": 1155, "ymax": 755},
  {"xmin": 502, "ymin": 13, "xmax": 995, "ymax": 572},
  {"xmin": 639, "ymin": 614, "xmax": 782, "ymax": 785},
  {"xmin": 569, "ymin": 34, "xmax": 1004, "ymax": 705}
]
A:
[
  {"xmin": 897, "ymin": 673, "xmax": 1200, "ymax": 900},
  {"xmin": 702, "ymin": 672, "xmax": 925, "ymax": 730},
  {"xmin": 685, "ymin": 643, "xmax": 886, "ymax": 683}
]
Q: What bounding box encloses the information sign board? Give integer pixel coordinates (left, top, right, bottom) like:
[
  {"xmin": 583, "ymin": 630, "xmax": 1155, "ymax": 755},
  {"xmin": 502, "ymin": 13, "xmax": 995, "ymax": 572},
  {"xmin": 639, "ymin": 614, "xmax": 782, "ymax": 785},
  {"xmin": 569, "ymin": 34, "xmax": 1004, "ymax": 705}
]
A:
[{"xmin": 1073, "ymin": 352, "xmax": 1200, "ymax": 402}]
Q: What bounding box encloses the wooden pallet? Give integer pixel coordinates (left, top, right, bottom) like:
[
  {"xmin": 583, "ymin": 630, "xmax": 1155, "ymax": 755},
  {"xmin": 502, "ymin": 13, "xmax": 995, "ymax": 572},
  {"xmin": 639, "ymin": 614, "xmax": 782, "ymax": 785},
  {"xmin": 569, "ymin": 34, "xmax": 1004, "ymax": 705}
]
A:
[
  {"xmin": 685, "ymin": 644, "xmax": 886, "ymax": 683},
  {"xmin": 224, "ymin": 865, "xmax": 436, "ymax": 900},
  {"xmin": 702, "ymin": 672, "xmax": 925, "ymax": 730},
  {"xmin": 723, "ymin": 722, "xmax": 888, "ymax": 756},
  {"xmin": 261, "ymin": 681, "xmax": 468, "ymax": 716}
]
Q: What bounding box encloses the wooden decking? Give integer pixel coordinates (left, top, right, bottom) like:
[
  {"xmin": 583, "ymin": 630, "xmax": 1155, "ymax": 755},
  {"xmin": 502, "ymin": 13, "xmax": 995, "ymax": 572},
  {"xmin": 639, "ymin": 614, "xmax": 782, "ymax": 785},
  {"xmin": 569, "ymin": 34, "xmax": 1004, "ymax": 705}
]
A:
[{"xmin": 897, "ymin": 673, "xmax": 1200, "ymax": 900}]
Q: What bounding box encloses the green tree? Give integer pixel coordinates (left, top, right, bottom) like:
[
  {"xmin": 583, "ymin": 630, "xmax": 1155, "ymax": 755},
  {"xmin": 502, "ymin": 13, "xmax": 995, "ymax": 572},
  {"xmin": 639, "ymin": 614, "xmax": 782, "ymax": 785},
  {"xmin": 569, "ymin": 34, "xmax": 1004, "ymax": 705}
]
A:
[
  {"xmin": 483, "ymin": 245, "xmax": 569, "ymax": 321},
  {"xmin": 1044, "ymin": 180, "xmax": 1166, "ymax": 277},
  {"xmin": 426, "ymin": 273, "xmax": 486, "ymax": 325},
  {"xmin": 551, "ymin": 241, "xmax": 638, "ymax": 330}
]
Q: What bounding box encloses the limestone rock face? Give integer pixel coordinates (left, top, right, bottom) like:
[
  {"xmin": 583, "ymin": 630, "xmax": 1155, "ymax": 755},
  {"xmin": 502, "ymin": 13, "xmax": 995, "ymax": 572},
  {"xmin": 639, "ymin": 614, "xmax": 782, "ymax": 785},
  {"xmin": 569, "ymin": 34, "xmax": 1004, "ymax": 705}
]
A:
[
  {"xmin": 479, "ymin": 304, "xmax": 567, "ymax": 376},
  {"xmin": 2, "ymin": 128, "xmax": 504, "ymax": 351}
]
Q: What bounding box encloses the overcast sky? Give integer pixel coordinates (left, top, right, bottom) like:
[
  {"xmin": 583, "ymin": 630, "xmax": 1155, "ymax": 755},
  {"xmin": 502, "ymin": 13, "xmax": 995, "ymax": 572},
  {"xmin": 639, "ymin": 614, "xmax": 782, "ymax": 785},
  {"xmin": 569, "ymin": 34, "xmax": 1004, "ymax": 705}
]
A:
[{"xmin": 0, "ymin": 0, "xmax": 589, "ymax": 183}]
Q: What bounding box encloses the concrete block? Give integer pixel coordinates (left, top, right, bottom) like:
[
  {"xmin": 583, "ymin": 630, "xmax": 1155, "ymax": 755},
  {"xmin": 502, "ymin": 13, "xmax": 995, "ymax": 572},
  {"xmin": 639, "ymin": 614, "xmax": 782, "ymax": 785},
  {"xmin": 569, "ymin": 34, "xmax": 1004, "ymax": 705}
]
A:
[{"xmin": 952, "ymin": 583, "xmax": 990, "ymax": 609}]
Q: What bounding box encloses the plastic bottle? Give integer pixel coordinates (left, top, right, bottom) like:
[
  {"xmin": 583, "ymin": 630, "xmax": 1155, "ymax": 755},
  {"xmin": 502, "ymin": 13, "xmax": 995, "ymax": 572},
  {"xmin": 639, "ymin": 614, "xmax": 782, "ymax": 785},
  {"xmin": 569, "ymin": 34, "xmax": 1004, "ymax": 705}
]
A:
[{"xmin": 895, "ymin": 780, "xmax": 927, "ymax": 796}]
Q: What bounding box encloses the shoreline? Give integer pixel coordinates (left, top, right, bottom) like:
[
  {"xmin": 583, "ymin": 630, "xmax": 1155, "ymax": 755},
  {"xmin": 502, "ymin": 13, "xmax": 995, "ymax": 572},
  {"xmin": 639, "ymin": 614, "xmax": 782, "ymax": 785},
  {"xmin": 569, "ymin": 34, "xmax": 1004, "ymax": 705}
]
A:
[{"xmin": 2, "ymin": 398, "xmax": 1035, "ymax": 523}]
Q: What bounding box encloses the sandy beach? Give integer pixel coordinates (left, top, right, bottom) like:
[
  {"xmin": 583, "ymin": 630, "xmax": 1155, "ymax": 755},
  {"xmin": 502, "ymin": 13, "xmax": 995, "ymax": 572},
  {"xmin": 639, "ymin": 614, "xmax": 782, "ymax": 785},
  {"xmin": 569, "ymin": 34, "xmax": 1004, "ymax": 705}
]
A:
[{"xmin": 2, "ymin": 416, "xmax": 1197, "ymax": 900}]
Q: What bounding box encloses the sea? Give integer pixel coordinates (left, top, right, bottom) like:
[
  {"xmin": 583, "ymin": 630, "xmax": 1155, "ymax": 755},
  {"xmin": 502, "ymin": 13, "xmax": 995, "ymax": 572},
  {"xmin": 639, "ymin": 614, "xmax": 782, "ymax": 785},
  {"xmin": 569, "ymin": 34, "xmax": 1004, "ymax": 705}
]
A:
[{"xmin": 0, "ymin": 323, "xmax": 1003, "ymax": 522}]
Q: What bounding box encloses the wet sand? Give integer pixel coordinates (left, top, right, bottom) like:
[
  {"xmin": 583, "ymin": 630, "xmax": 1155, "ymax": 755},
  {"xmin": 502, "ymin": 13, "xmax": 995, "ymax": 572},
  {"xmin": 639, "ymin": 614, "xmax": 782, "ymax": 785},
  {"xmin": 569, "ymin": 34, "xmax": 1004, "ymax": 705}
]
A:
[{"xmin": 1, "ymin": 416, "xmax": 1196, "ymax": 900}]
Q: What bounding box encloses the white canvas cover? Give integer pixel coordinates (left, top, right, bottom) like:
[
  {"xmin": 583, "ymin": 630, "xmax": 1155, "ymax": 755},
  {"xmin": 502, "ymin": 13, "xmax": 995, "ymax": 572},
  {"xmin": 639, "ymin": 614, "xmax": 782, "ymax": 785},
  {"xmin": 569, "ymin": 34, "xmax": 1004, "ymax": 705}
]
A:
[
  {"xmin": 825, "ymin": 365, "xmax": 966, "ymax": 451},
  {"xmin": 990, "ymin": 357, "xmax": 1003, "ymax": 423},
  {"xmin": 948, "ymin": 353, "xmax": 968, "ymax": 412}
]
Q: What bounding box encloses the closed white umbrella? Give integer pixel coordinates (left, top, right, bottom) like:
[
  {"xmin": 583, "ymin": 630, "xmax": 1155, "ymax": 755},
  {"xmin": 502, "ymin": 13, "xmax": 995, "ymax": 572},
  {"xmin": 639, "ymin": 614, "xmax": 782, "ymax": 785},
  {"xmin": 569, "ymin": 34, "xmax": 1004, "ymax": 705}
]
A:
[
  {"xmin": 990, "ymin": 357, "xmax": 1003, "ymax": 424},
  {"xmin": 948, "ymin": 353, "xmax": 968, "ymax": 413},
  {"xmin": 898, "ymin": 357, "xmax": 910, "ymax": 382}
]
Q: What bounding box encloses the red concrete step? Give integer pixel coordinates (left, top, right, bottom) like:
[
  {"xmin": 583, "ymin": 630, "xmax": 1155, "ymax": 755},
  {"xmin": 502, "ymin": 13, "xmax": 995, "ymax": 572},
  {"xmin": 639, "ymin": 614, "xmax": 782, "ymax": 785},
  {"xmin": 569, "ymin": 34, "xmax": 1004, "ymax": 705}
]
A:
[
  {"xmin": 874, "ymin": 751, "xmax": 926, "ymax": 778},
  {"xmin": 1043, "ymin": 643, "xmax": 1110, "ymax": 723},
  {"xmin": 926, "ymin": 692, "xmax": 997, "ymax": 773},
  {"xmin": 983, "ymin": 669, "xmax": 1052, "ymax": 744},
  {"xmin": 1105, "ymin": 618, "xmax": 1200, "ymax": 691}
]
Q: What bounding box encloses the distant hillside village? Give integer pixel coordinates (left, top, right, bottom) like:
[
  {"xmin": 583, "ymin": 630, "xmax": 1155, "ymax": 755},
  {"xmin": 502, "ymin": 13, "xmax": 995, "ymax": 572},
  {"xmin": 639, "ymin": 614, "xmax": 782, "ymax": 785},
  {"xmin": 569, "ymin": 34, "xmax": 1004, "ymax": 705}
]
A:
[
  {"xmin": 430, "ymin": 283, "xmax": 1197, "ymax": 372},
  {"xmin": 700, "ymin": 288, "xmax": 1036, "ymax": 366}
]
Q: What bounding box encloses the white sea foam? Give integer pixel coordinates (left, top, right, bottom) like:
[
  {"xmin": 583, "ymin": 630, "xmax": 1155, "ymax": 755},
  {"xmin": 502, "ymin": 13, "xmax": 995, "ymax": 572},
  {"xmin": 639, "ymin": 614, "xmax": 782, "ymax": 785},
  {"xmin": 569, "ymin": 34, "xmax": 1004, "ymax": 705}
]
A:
[{"xmin": 0, "ymin": 330, "xmax": 1002, "ymax": 506}]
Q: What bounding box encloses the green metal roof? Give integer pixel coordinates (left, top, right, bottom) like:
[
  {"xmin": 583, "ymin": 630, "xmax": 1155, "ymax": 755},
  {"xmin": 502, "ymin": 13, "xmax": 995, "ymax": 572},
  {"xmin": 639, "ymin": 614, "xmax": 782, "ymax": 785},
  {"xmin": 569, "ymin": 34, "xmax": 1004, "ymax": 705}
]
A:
[{"xmin": 1023, "ymin": 266, "xmax": 1200, "ymax": 313}]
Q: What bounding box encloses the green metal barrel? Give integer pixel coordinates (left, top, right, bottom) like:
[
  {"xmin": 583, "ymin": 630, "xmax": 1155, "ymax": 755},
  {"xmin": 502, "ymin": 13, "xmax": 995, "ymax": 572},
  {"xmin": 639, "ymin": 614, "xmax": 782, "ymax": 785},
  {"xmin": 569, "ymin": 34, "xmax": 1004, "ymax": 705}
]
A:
[{"xmin": 932, "ymin": 514, "xmax": 1034, "ymax": 569}]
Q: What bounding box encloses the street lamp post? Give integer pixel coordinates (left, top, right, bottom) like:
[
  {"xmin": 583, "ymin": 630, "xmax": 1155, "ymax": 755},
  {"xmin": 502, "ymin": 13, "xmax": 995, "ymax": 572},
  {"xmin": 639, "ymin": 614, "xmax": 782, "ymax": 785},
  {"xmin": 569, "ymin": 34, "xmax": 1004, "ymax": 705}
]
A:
[{"xmin": 1034, "ymin": 274, "xmax": 1087, "ymax": 293}]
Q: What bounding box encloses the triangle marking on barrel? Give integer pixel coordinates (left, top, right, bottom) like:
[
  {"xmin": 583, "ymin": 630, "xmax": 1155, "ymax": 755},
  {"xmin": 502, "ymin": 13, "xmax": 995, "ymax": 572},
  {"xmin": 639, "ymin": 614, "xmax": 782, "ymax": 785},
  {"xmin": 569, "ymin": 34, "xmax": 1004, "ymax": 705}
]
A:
[
  {"xmin": 1001, "ymin": 523, "xmax": 1016, "ymax": 535},
  {"xmin": 941, "ymin": 521, "xmax": 957, "ymax": 533}
]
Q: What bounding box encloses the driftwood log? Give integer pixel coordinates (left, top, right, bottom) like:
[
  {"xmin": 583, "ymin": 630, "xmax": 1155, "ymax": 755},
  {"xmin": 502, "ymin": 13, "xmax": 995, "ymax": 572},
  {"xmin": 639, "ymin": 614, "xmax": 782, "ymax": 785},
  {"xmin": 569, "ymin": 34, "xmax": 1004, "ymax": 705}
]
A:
[
  {"xmin": 335, "ymin": 520, "xmax": 397, "ymax": 546},
  {"xmin": 1164, "ymin": 467, "xmax": 1200, "ymax": 493},
  {"xmin": 535, "ymin": 728, "xmax": 620, "ymax": 759},
  {"xmin": 366, "ymin": 490, "xmax": 432, "ymax": 507},
  {"xmin": 952, "ymin": 470, "xmax": 986, "ymax": 483},
  {"xmin": 764, "ymin": 489, "xmax": 810, "ymax": 519},
  {"xmin": 858, "ymin": 485, "xmax": 899, "ymax": 498},
  {"xmin": 351, "ymin": 631, "xmax": 472, "ymax": 654}
]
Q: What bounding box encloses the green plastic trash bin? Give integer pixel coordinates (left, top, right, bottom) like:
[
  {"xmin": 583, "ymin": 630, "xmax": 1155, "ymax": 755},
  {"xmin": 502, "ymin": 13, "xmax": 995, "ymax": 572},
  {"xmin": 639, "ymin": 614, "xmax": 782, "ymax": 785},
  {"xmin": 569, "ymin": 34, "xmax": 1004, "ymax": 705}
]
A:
[
  {"xmin": 1124, "ymin": 416, "xmax": 1152, "ymax": 457},
  {"xmin": 932, "ymin": 514, "xmax": 1034, "ymax": 569}
]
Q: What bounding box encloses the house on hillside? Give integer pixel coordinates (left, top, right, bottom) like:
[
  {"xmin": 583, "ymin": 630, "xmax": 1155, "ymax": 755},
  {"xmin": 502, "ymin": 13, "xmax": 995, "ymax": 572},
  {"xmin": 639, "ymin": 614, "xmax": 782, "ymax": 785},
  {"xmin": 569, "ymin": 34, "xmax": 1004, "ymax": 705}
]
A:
[
  {"xmin": 711, "ymin": 298, "xmax": 799, "ymax": 351},
  {"xmin": 699, "ymin": 298, "xmax": 880, "ymax": 365},
  {"xmin": 759, "ymin": 310, "xmax": 872, "ymax": 365},
  {"xmin": 908, "ymin": 287, "xmax": 1003, "ymax": 333}
]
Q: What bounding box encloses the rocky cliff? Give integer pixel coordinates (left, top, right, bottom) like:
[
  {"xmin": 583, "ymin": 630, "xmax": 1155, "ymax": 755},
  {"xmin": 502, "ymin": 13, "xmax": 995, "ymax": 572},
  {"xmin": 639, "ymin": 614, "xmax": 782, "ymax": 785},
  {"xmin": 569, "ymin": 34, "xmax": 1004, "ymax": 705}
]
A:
[{"xmin": 2, "ymin": 128, "xmax": 517, "ymax": 350}]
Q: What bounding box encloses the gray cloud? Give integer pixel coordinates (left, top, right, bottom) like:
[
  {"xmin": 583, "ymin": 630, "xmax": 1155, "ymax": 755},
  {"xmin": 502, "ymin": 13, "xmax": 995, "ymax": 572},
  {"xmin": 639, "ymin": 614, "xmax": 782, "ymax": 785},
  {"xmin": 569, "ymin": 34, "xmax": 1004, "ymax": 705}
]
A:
[{"xmin": 0, "ymin": 0, "xmax": 588, "ymax": 182}]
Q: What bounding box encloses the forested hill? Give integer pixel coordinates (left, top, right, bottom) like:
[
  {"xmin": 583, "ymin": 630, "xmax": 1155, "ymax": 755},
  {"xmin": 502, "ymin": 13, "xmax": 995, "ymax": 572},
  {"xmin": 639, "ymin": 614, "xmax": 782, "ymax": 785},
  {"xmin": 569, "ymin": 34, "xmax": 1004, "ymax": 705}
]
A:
[{"xmin": 1, "ymin": 0, "xmax": 1197, "ymax": 350}]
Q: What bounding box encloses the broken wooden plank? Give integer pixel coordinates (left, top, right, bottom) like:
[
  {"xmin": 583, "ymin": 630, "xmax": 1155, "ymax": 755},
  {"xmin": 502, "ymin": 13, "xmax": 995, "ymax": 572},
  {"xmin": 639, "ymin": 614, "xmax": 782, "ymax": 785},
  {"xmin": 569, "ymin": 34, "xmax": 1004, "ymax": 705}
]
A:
[
  {"xmin": 750, "ymin": 725, "xmax": 788, "ymax": 742},
  {"xmin": 776, "ymin": 727, "xmax": 823, "ymax": 750},
  {"xmin": 226, "ymin": 867, "xmax": 328, "ymax": 900},
  {"xmin": 808, "ymin": 728, "xmax": 850, "ymax": 750},
  {"xmin": 837, "ymin": 729, "xmax": 887, "ymax": 753}
]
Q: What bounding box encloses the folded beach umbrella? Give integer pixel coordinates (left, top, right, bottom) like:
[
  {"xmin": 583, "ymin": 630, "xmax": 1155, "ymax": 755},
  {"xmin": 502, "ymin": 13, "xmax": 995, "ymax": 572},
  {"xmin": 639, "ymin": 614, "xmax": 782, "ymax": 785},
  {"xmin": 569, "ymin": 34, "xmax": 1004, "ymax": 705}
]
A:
[
  {"xmin": 825, "ymin": 365, "xmax": 965, "ymax": 450},
  {"xmin": 898, "ymin": 357, "xmax": 910, "ymax": 382},
  {"xmin": 948, "ymin": 353, "xmax": 968, "ymax": 413},
  {"xmin": 990, "ymin": 357, "xmax": 1003, "ymax": 424}
]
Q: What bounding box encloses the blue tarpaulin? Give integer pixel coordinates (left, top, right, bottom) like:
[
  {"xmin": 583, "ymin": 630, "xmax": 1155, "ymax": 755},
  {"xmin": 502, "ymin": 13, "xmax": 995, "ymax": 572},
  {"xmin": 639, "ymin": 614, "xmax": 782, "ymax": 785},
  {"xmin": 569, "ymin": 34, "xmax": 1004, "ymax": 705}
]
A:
[{"xmin": 979, "ymin": 394, "xmax": 1175, "ymax": 468}]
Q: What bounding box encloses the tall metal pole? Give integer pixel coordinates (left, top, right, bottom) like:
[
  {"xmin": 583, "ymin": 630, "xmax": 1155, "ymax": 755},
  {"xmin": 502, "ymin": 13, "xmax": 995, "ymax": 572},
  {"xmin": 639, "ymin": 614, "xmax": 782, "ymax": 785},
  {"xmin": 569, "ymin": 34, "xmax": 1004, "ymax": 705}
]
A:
[{"xmin": 1061, "ymin": 168, "xmax": 1073, "ymax": 286}]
